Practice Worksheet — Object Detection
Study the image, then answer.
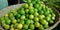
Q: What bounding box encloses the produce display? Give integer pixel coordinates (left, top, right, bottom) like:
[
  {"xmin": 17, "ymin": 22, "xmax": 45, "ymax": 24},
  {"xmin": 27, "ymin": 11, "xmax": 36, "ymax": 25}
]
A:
[{"xmin": 0, "ymin": 0, "xmax": 56, "ymax": 30}]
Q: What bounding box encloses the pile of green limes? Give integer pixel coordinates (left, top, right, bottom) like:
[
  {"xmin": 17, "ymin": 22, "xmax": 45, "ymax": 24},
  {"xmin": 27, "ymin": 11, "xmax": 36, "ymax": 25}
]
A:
[{"xmin": 0, "ymin": 0, "xmax": 56, "ymax": 30}]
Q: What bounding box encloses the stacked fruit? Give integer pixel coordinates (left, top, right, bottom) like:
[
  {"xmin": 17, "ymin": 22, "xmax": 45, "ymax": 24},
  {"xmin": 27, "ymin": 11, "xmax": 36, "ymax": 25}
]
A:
[{"xmin": 0, "ymin": 0, "xmax": 56, "ymax": 30}]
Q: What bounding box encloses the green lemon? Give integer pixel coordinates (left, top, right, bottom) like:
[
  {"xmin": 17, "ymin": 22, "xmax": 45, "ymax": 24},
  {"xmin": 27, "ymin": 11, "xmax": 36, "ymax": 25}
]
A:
[
  {"xmin": 20, "ymin": 15, "xmax": 25, "ymax": 20},
  {"xmin": 17, "ymin": 24, "xmax": 23, "ymax": 29},
  {"xmin": 35, "ymin": 22, "xmax": 40, "ymax": 27},
  {"xmin": 29, "ymin": 9, "xmax": 34, "ymax": 14},
  {"xmin": 29, "ymin": 15, "xmax": 34, "ymax": 19},
  {"xmin": 23, "ymin": 24, "xmax": 29, "ymax": 29},
  {"xmin": 5, "ymin": 19, "xmax": 11, "ymax": 25},
  {"xmin": 34, "ymin": 17, "xmax": 39, "ymax": 22}
]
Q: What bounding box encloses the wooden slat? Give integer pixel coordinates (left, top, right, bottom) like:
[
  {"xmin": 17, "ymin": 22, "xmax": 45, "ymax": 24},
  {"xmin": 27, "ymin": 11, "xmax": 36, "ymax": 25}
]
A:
[{"xmin": 18, "ymin": 0, "xmax": 20, "ymax": 4}]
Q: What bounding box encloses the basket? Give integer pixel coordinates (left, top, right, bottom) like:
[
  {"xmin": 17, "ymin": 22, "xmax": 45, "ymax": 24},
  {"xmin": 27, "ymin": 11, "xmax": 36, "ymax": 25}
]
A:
[{"xmin": 0, "ymin": 4, "xmax": 60, "ymax": 30}]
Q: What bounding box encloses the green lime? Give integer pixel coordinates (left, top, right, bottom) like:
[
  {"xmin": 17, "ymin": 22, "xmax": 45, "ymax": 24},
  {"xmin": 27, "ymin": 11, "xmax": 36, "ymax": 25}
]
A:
[
  {"xmin": 17, "ymin": 24, "xmax": 23, "ymax": 29},
  {"xmin": 24, "ymin": 3, "xmax": 29, "ymax": 8},
  {"xmin": 28, "ymin": 3, "xmax": 33, "ymax": 6},
  {"xmin": 46, "ymin": 17, "xmax": 51, "ymax": 21},
  {"xmin": 48, "ymin": 14, "xmax": 51, "ymax": 17},
  {"xmin": 29, "ymin": 9, "xmax": 34, "ymax": 14},
  {"xmin": 51, "ymin": 16, "xmax": 55, "ymax": 20},
  {"xmin": 1, "ymin": 20, "xmax": 5, "ymax": 24},
  {"xmin": 38, "ymin": 25, "xmax": 44, "ymax": 30},
  {"xmin": 30, "ymin": 20, "xmax": 34, "ymax": 24},
  {"xmin": 35, "ymin": 22, "xmax": 40, "ymax": 27},
  {"xmin": 5, "ymin": 19, "xmax": 11, "ymax": 25},
  {"xmin": 34, "ymin": 12, "xmax": 39, "ymax": 16},
  {"xmin": 13, "ymin": 24, "xmax": 17, "ymax": 28},
  {"xmin": 25, "ymin": 19, "xmax": 31, "ymax": 25},
  {"xmin": 36, "ymin": 0, "xmax": 40, "ymax": 4},
  {"xmin": 32, "ymin": 1, "xmax": 36, "ymax": 4},
  {"xmin": 15, "ymin": 14, "xmax": 21, "ymax": 19},
  {"xmin": 10, "ymin": 27, "xmax": 14, "ymax": 30},
  {"xmin": 29, "ymin": 15, "xmax": 34, "ymax": 19},
  {"xmin": 39, "ymin": 10, "xmax": 44, "ymax": 15},
  {"xmin": 34, "ymin": 8, "xmax": 38, "ymax": 12},
  {"xmin": 29, "ymin": 24, "xmax": 35, "ymax": 29},
  {"xmin": 49, "ymin": 20, "xmax": 54, "ymax": 24},
  {"xmin": 34, "ymin": 4, "xmax": 39, "ymax": 8},
  {"xmin": 39, "ymin": 15, "xmax": 45, "ymax": 19},
  {"xmin": 25, "ymin": 9, "xmax": 29, "ymax": 13},
  {"xmin": 34, "ymin": 17, "xmax": 39, "ymax": 22},
  {"xmin": 17, "ymin": 19, "xmax": 20, "ymax": 23},
  {"xmin": 0, "ymin": 17, "xmax": 4, "ymax": 21},
  {"xmin": 2, "ymin": 23, "xmax": 6, "ymax": 27},
  {"xmin": 40, "ymin": 19, "xmax": 48, "ymax": 25},
  {"xmin": 27, "ymin": 0, "xmax": 31, "ymax": 3},
  {"xmin": 44, "ymin": 24, "xmax": 49, "ymax": 28},
  {"xmin": 20, "ymin": 20, "xmax": 24, "ymax": 24},
  {"xmin": 20, "ymin": 15, "xmax": 25, "ymax": 20},
  {"xmin": 29, "ymin": 6, "xmax": 34, "ymax": 10},
  {"xmin": 4, "ymin": 25, "xmax": 10, "ymax": 30},
  {"xmin": 12, "ymin": 19, "xmax": 17, "ymax": 24},
  {"xmin": 4, "ymin": 14, "xmax": 8, "ymax": 17},
  {"xmin": 13, "ymin": 12, "xmax": 17, "ymax": 16},
  {"xmin": 15, "ymin": 29, "xmax": 19, "ymax": 30},
  {"xmin": 23, "ymin": 24, "xmax": 29, "ymax": 29},
  {"xmin": 25, "ymin": 14, "xmax": 29, "ymax": 18},
  {"xmin": 20, "ymin": 9, "xmax": 25, "ymax": 15}
]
